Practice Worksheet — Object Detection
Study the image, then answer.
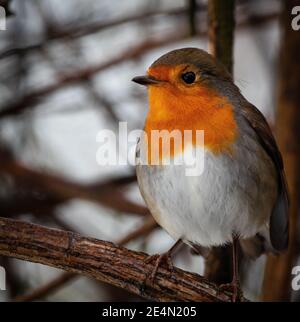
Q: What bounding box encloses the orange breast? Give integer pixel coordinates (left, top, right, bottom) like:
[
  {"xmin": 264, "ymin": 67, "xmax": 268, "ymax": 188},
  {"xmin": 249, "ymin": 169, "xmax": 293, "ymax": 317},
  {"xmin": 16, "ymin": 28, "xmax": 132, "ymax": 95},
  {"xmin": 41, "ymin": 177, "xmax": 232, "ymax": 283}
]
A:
[{"xmin": 144, "ymin": 78, "xmax": 238, "ymax": 163}]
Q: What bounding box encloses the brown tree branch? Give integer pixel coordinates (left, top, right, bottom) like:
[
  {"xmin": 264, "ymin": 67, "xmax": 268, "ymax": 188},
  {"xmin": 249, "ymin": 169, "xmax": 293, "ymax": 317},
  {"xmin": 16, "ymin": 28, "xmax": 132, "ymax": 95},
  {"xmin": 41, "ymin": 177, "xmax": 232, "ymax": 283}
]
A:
[
  {"xmin": 14, "ymin": 216, "xmax": 158, "ymax": 302},
  {"xmin": 188, "ymin": 0, "xmax": 197, "ymax": 36},
  {"xmin": 0, "ymin": 216, "xmax": 241, "ymax": 302},
  {"xmin": 208, "ymin": 0, "xmax": 235, "ymax": 73}
]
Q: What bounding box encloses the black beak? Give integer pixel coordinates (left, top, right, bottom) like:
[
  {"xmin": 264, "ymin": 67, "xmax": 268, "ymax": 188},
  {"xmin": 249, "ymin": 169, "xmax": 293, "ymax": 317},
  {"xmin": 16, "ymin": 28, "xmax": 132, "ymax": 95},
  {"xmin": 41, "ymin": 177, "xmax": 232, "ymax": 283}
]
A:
[{"xmin": 131, "ymin": 75, "xmax": 161, "ymax": 86}]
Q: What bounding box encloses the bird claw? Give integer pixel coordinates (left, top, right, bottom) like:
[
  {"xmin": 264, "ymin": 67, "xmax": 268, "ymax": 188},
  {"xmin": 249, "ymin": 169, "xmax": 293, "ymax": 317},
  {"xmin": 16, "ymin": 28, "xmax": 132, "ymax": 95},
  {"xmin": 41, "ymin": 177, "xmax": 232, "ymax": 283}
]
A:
[
  {"xmin": 143, "ymin": 252, "xmax": 174, "ymax": 285},
  {"xmin": 219, "ymin": 280, "xmax": 243, "ymax": 302}
]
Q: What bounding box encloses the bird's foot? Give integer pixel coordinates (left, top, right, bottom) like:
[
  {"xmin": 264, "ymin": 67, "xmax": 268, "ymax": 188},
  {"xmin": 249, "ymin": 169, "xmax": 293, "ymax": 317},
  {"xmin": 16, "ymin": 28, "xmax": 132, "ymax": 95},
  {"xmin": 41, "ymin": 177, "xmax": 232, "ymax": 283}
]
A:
[
  {"xmin": 143, "ymin": 252, "xmax": 174, "ymax": 285},
  {"xmin": 219, "ymin": 280, "xmax": 243, "ymax": 302}
]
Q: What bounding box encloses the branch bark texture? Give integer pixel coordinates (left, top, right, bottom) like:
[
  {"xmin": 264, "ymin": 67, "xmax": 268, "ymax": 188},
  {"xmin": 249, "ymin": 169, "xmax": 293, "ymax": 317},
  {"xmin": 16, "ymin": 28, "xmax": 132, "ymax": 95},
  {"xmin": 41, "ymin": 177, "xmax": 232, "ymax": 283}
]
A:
[{"xmin": 0, "ymin": 216, "xmax": 237, "ymax": 302}]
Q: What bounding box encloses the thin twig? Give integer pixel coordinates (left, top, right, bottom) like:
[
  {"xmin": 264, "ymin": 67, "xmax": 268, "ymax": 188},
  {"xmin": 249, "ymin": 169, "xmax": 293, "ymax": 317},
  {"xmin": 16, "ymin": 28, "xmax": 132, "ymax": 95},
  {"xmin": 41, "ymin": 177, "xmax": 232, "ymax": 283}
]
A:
[
  {"xmin": 116, "ymin": 216, "xmax": 158, "ymax": 246},
  {"xmin": 13, "ymin": 272, "xmax": 77, "ymax": 302},
  {"xmin": 0, "ymin": 6, "xmax": 199, "ymax": 60}
]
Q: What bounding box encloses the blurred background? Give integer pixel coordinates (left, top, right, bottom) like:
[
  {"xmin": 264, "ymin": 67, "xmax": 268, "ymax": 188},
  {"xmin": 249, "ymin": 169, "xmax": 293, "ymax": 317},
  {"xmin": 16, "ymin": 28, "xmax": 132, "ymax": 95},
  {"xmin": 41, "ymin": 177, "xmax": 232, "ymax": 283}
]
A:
[{"xmin": 0, "ymin": 0, "xmax": 299, "ymax": 302}]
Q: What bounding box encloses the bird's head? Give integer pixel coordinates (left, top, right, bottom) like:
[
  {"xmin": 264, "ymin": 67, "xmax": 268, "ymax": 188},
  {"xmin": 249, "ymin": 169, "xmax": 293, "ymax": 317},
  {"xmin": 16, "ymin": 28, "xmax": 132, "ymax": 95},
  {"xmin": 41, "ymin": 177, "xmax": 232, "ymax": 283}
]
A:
[
  {"xmin": 132, "ymin": 47, "xmax": 233, "ymax": 117},
  {"xmin": 133, "ymin": 47, "xmax": 231, "ymax": 85},
  {"xmin": 132, "ymin": 48, "xmax": 238, "ymax": 155}
]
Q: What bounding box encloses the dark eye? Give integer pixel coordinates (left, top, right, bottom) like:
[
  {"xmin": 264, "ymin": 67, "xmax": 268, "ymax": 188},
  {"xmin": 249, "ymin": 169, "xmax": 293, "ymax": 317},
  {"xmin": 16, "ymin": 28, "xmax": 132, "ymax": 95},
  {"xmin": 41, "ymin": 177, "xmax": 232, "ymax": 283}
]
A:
[{"xmin": 181, "ymin": 71, "xmax": 196, "ymax": 84}]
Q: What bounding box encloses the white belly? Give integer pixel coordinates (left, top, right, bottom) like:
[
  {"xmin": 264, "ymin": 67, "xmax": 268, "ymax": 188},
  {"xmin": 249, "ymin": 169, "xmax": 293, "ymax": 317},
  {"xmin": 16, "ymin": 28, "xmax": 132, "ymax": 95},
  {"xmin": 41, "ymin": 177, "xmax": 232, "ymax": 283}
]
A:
[{"xmin": 136, "ymin": 135, "xmax": 277, "ymax": 247}]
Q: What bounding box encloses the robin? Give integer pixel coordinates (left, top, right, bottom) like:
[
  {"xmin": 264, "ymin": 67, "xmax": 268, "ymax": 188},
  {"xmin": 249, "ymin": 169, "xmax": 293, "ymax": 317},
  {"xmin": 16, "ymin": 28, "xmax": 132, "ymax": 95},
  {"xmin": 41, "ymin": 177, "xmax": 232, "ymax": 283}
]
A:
[{"xmin": 132, "ymin": 47, "xmax": 289, "ymax": 301}]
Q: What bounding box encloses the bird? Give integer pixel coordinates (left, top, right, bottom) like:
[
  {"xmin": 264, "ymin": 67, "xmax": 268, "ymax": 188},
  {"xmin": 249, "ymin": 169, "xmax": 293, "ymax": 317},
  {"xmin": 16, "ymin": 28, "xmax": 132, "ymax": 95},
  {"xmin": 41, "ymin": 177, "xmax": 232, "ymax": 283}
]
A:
[{"xmin": 132, "ymin": 47, "xmax": 289, "ymax": 301}]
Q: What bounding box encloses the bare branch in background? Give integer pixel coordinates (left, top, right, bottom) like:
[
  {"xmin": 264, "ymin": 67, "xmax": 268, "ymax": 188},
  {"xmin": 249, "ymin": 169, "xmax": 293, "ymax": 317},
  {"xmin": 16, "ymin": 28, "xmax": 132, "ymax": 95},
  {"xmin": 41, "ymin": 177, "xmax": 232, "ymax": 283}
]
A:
[
  {"xmin": 0, "ymin": 5, "xmax": 204, "ymax": 60},
  {"xmin": 0, "ymin": 152, "xmax": 147, "ymax": 216},
  {"xmin": 208, "ymin": 0, "xmax": 235, "ymax": 73},
  {"xmin": 204, "ymin": 0, "xmax": 236, "ymax": 285},
  {"xmin": 117, "ymin": 216, "xmax": 158, "ymax": 246},
  {"xmin": 0, "ymin": 33, "xmax": 186, "ymax": 119},
  {"xmin": 0, "ymin": 11, "xmax": 278, "ymax": 119},
  {"xmin": 13, "ymin": 272, "xmax": 77, "ymax": 302},
  {"xmin": 188, "ymin": 0, "xmax": 197, "ymax": 36}
]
